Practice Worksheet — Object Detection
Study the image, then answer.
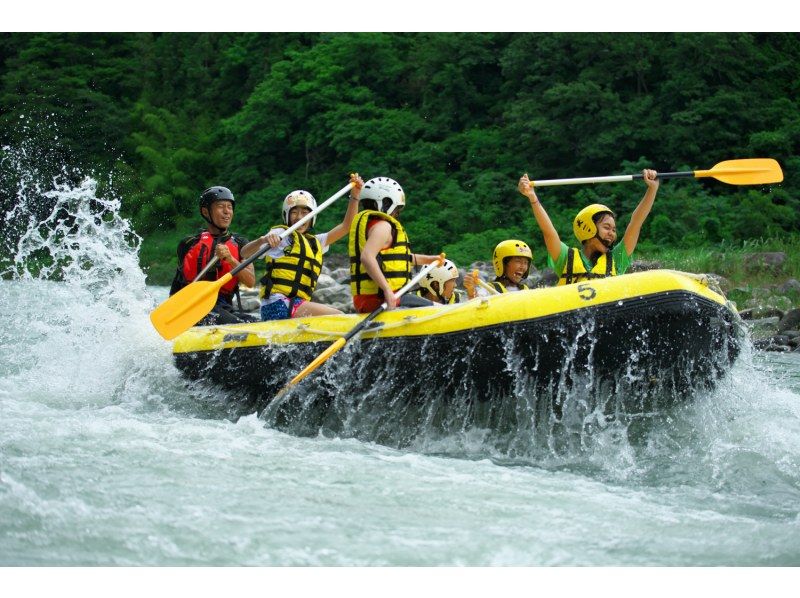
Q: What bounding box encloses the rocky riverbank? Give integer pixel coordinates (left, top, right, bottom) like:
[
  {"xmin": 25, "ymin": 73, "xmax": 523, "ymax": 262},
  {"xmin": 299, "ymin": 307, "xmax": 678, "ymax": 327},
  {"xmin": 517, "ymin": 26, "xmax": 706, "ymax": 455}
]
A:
[{"xmin": 237, "ymin": 251, "xmax": 799, "ymax": 353}]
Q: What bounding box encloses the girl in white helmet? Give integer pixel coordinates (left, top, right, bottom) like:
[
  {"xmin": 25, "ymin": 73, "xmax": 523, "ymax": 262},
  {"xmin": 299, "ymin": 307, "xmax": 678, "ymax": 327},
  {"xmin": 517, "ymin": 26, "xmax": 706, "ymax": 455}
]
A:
[
  {"xmin": 241, "ymin": 173, "xmax": 363, "ymax": 320},
  {"xmin": 348, "ymin": 176, "xmax": 442, "ymax": 313},
  {"xmin": 416, "ymin": 259, "xmax": 466, "ymax": 304},
  {"xmin": 517, "ymin": 169, "xmax": 659, "ymax": 285}
]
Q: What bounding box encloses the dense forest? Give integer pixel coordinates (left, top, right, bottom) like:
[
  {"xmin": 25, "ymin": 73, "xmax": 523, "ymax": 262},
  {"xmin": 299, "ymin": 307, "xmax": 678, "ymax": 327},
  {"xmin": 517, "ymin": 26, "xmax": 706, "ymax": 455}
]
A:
[{"xmin": 1, "ymin": 33, "xmax": 798, "ymax": 283}]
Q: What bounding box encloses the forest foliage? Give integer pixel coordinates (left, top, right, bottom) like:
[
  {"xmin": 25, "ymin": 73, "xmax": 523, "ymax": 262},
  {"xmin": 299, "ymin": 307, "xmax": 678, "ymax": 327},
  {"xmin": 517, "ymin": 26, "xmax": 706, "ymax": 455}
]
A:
[{"xmin": 1, "ymin": 32, "xmax": 798, "ymax": 282}]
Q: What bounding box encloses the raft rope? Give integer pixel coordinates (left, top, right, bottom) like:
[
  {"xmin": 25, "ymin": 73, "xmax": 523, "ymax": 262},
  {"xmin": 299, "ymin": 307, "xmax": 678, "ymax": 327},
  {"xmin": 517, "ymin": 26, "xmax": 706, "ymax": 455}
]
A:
[{"xmin": 206, "ymin": 295, "xmax": 491, "ymax": 343}]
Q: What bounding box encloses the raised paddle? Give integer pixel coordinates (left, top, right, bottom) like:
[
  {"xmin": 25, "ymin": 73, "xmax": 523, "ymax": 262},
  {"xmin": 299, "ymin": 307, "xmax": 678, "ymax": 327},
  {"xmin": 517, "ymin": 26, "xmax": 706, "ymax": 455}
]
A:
[
  {"xmin": 150, "ymin": 181, "xmax": 355, "ymax": 340},
  {"xmin": 530, "ymin": 158, "xmax": 783, "ymax": 187},
  {"xmin": 274, "ymin": 254, "xmax": 447, "ymax": 399}
]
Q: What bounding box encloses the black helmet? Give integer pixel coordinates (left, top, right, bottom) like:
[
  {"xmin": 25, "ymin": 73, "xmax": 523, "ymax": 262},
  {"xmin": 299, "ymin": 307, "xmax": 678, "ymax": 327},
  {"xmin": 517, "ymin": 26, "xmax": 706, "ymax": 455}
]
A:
[{"xmin": 199, "ymin": 186, "xmax": 235, "ymax": 211}]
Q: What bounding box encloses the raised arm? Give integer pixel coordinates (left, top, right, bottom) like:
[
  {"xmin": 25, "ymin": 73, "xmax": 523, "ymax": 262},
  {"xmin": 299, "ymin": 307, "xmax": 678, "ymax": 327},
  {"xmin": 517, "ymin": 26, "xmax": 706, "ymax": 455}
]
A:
[
  {"xmin": 326, "ymin": 173, "xmax": 364, "ymax": 245},
  {"xmin": 518, "ymin": 174, "xmax": 562, "ymax": 262},
  {"xmin": 622, "ymin": 169, "xmax": 659, "ymax": 255}
]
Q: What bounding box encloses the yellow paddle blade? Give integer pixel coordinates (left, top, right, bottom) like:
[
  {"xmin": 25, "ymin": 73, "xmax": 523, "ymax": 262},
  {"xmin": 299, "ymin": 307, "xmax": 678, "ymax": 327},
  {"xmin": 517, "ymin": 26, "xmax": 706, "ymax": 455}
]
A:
[
  {"xmin": 698, "ymin": 158, "xmax": 784, "ymax": 185},
  {"xmin": 149, "ymin": 274, "xmax": 231, "ymax": 340}
]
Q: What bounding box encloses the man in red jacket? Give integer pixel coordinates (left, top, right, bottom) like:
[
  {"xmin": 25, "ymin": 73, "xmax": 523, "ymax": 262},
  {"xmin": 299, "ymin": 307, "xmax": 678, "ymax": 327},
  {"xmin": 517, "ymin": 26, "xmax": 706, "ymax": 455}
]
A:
[{"xmin": 169, "ymin": 186, "xmax": 256, "ymax": 324}]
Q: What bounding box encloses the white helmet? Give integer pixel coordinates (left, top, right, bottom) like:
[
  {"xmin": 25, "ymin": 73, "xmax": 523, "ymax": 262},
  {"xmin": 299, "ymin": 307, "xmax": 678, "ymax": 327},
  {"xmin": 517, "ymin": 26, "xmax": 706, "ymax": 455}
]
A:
[
  {"xmin": 360, "ymin": 177, "xmax": 405, "ymax": 216},
  {"xmin": 420, "ymin": 259, "xmax": 459, "ymax": 300},
  {"xmin": 282, "ymin": 190, "xmax": 318, "ymax": 227}
]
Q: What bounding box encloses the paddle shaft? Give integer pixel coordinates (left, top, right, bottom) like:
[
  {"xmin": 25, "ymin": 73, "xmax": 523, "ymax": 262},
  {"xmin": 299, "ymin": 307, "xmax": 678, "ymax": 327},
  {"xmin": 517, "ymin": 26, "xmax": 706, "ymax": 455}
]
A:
[
  {"xmin": 281, "ymin": 256, "xmax": 445, "ymax": 390},
  {"xmin": 532, "ymin": 171, "xmax": 691, "ymax": 187},
  {"xmin": 476, "ymin": 278, "xmax": 500, "ymax": 295},
  {"xmin": 192, "ymin": 256, "xmax": 219, "ymax": 282}
]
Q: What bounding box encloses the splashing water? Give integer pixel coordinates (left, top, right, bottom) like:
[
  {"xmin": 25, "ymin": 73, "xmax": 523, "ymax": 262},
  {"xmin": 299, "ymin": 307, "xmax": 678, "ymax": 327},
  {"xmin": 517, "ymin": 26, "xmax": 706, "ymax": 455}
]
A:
[{"xmin": 1, "ymin": 144, "xmax": 799, "ymax": 565}]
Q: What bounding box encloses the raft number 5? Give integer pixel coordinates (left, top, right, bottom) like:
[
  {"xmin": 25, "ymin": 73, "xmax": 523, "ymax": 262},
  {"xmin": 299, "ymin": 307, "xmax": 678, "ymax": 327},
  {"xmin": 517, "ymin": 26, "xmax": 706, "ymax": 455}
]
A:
[{"xmin": 577, "ymin": 283, "xmax": 596, "ymax": 301}]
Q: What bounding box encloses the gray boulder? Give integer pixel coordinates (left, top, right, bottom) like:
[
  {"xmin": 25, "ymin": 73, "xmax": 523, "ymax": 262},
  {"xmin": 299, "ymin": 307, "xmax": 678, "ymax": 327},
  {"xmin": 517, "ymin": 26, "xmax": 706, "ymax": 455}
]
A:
[
  {"xmin": 777, "ymin": 279, "xmax": 800, "ymax": 295},
  {"xmin": 743, "ymin": 252, "xmax": 787, "ymax": 274},
  {"xmin": 777, "ymin": 308, "xmax": 800, "ymax": 333},
  {"xmin": 329, "ymin": 267, "xmax": 351, "ymax": 284},
  {"xmin": 629, "ymin": 259, "xmax": 663, "ymax": 272}
]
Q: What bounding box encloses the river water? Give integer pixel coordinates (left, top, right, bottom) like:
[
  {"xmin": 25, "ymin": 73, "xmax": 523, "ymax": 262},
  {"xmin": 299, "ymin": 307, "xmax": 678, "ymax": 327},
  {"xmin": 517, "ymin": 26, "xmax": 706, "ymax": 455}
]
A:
[{"xmin": 1, "ymin": 172, "xmax": 799, "ymax": 567}]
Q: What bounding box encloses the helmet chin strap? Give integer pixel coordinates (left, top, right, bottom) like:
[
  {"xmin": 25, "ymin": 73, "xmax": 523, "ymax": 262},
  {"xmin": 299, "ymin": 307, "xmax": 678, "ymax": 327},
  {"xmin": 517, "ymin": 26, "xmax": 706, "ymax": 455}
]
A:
[
  {"xmin": 202, "ymin": 207, "xmax": 230, "ymax": 236},
  {"xmin": 594, "ymin": 233, "xmax": 614, "ymax": 250},
  {"xmin": 431, "ymin": 282, "xmax": 446, "ymax": 304}
]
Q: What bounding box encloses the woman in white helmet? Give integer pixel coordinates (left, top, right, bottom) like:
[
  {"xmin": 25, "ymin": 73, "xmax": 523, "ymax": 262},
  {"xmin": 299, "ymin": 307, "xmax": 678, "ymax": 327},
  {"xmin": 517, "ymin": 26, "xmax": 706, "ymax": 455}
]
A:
[
  {"xmin": 241, "ymin": 173, "xmax": 363, "ymax": 320},
  {"xmin": 416, "ymin": 259, "xmax": 466, "ymax": 304},
  {"xmin": 517, "ymin": 169, "xmax": 659, "ymax": 285},
  {"xmin": 348, "ymin": 176, "xmax": 442, "ymax": 313}
]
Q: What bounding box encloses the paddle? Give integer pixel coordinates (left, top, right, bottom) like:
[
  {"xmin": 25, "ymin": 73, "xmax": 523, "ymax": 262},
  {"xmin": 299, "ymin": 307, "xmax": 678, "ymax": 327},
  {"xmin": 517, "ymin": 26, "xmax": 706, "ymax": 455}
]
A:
[
  {"xmin": 471, "ymin": 269, "xmax": 500, "ymax": 296},
  {"xmin": 192, "ymin": 256, "xmax": 219, "ymax": 283},
  {"xmin": 274, "ymin": 254, "xmax": 446, "ymax": 398},
  {"xmin": 530, "ymin": 158, "xmax": 783, "ymax": 187},
  {"xmin": 150, "ymin": 181, "xmax": 355, "ymax": 340}
]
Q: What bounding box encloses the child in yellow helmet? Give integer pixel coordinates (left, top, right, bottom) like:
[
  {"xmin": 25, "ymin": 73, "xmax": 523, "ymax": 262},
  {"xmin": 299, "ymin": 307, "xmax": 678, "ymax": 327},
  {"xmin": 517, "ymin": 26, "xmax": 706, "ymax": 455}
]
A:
[
  {"xmin": 463, "ymin": 240, "xmax": 533, "ymax": 299},
  {"xmin": 518, "ymin": 169, "xmax": 659, "ymax": 285}
]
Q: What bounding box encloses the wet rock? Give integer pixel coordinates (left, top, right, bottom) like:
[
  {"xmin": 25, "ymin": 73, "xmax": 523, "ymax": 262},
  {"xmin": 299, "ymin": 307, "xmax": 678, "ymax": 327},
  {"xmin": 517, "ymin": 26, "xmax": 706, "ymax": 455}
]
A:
[
  {"xmin": 323, "ymin": 253, "xmax": 350, "ymax": 270},
  {"xmin": 783, "ymin": 330, "xmax": 800, "ymax": 339},
  {"xmin": 741, "ymin": 306, "xmax": 785, "ymax": 320},
  {"xmin": 467, "ymin": 261, "xmax": 494, "ymax": 280},
  {"xmin": 737, "ymin": 307, "xmax": 755, "ymax": 321},
  {"xmin": 743, "ymin": 252, "xmax": 787, "ymax": 274},
  {"xmin": 777, "ymin": 308, "xmax": 800, "ymax": 333},
  {"xmin": 753, "ymin": 338, "xmax": 792, "ymax": 352},
  {"xmin": 532, "ymin": 269, "xmax": 559, "ymax": 288},
  {"xmin": 628, "ymin": 259, "xmax": 663, "ymax": 272},
  {"xmin": 312, "ymin": 283, "xmax": 350, "ymax": 305},
  {"xmin": 705, "ymin": 273, "xmax": 731, "ymax": 293},
  {"xmin": 238, "ymin": 288, "xmax": 261, "ymax": 312},
  {"xmin": 777, "ymin": 279, "xmax": 800, "ymax": 295},
  {"xmin": 329, "ymin": 267, "xmax": 350, "ymax": 284},
  {"xmin": 747, "ymin": 317, "xmax": 781, "ymax": 338},
  {"xmin": 315, "ymin": 273, "xmax": 338, "ymax": 290}
]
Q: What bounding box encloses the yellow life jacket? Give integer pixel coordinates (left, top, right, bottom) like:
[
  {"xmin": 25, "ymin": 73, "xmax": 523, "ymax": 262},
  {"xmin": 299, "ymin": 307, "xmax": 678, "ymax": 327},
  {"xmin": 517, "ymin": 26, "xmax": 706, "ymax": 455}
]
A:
[
  {"xmin": 349, "ymin": 210, "xmax": 412, "ymax": 297},
  {"xmin": 489, "ymin": 280, "xmax": 529, "ymax": 293},
  {"xmin": 260, "ymin": 226, "xmax": 323, "ymax": 301},
  {"xmin": 558, "ymin": 247, "xmax": 617, "ymax": 286}
]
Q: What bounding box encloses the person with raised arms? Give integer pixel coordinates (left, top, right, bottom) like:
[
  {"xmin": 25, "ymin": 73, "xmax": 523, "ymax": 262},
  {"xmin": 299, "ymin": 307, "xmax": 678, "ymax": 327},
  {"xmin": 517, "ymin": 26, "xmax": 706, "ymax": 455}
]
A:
[
  {"xmin": 517, "ymin": 169, "xmax": 660, "ymax": 285},
  {"xmin": 241, "ymin": 173, "xmax": 364, "ymax": 320}
]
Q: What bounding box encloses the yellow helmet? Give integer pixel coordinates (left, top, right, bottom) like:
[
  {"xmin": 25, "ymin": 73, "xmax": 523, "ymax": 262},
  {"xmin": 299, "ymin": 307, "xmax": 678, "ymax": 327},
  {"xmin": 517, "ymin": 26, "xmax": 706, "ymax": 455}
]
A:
[
  {"xmin": 492, "ymin": 240, "xmax": 532, "ymax": 278},
  {"xmin": 573, "ymin": 204, "xmax": 615, "ymax": 242}
]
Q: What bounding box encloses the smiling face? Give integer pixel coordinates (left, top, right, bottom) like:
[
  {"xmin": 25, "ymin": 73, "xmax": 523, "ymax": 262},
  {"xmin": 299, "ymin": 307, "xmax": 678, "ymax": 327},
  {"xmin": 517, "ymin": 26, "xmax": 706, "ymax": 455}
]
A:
[
  {"xmin": 288, "ymin": 206, "xmax": 312, "ymax": 232},
  {"xmin": 442, "ymin": 278, "xmax": 456, "ymax": 301},
  {"xmin": 203, "ymin": 200, "xmax": 234, "ymax": 231},
  {"xmin": 503, "ymin": 256, "xmax": 531, "ymax": 285},
  {"xmin": 592, "ymin": 213, "xmax": 617, "ymax": 251}
]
